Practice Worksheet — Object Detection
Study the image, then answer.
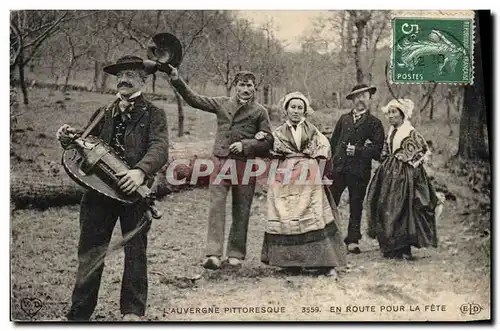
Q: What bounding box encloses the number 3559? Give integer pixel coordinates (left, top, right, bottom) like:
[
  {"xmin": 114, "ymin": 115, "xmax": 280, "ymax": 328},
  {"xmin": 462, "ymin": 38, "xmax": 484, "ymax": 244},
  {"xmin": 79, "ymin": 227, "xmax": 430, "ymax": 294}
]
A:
[{"xmin": 301, "ymin": 306, "xmax": 320, "ymax": 313}]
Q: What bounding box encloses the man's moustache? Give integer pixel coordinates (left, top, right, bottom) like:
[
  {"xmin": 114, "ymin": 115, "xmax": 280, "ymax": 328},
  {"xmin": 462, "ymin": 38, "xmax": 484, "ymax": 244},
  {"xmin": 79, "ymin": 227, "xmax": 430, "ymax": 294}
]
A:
[{"xmin": 118, "ymin": 83, "xmax": 133, "ymax": 88}]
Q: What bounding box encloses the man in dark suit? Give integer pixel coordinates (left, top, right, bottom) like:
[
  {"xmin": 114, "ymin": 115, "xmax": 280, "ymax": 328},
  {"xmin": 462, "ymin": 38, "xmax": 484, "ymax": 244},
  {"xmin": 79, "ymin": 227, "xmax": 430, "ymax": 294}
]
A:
[
  {"xmin": 57, "ymin": 55, "xmax": 169, "ymax": 321},
  {"xmin": 167, "ymin": 66, "xmax": 273, "ymax": 270},
  {"xmin": 329, "ymin": 84, "xmax": 385, "ymax": 254}
]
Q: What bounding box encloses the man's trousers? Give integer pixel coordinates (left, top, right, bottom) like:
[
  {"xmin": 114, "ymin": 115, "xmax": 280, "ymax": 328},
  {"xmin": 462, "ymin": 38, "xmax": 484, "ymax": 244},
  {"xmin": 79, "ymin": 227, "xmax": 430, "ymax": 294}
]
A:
[
  {"xmin": 66, "ymin": 191, "xmax": 150, "ymax": 320},
  {"xmin": 329, "ymin": 172, "xmax": 370, "ymax": 245},
  {"xmin": 206, "ymin": 157, "xmax": 257, "ymax": 260}
]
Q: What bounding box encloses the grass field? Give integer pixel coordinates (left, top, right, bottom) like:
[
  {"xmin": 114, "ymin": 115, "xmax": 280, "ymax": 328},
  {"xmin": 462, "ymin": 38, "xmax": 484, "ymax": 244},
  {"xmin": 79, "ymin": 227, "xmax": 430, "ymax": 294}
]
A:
[{"xmin": 10, "ymin": 87, "xmax": 491, "ymax": 321}]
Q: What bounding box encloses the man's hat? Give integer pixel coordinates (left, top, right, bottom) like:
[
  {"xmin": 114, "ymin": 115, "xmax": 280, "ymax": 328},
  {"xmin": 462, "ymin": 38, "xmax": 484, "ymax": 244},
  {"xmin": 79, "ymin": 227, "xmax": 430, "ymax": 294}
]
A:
[
  {"xmin": 103, "ymin": 55, "xmax": 149, "ymax": 76},
  {"xmin": 346, "ymin": 84, "xmax": 377, "ymax": 100},
  {"xmin": 147, "ymin": 33, "xmax": 183, "ymax": 72}
]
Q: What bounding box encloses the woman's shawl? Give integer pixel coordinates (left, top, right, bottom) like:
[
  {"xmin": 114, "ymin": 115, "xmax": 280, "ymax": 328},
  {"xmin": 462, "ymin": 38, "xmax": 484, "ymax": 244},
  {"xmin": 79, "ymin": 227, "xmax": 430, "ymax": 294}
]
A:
[
  {"xmin": 271, "ymin": 119, "xmax": 331, "ymax": 159},
  {"xmin": 382, "ymin": 120, "xmax": 431, "ymax": 167}
]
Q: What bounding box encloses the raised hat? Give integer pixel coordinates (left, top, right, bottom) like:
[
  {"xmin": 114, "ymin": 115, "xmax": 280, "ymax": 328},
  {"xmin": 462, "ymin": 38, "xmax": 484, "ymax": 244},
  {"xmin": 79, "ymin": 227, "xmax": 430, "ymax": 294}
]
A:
[{"xmin": 146, "ymin": 33, "xmax": 183, "ymax": 73}]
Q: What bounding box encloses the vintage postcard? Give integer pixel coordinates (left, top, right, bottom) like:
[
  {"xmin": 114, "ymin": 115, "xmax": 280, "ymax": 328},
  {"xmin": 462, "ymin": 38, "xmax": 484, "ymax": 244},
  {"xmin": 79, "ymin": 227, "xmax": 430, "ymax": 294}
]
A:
[{"xmin": 10, "ymin": 9, "xmax": 491, "ymax": 322}]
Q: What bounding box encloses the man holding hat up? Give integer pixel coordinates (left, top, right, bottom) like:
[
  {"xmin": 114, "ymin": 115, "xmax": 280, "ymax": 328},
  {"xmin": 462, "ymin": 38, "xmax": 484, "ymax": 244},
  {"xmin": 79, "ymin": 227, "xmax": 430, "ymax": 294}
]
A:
[
  {"xmin": 57, "ymin": 55, "xmax": 169, "ymax": 321},
  {"xmin": 167, "ymin": 66, "xmax": 273, "ymax": 270},
  {"xmin": 328, "ymin": 84, "xmax": 384, "ymax": 254}
]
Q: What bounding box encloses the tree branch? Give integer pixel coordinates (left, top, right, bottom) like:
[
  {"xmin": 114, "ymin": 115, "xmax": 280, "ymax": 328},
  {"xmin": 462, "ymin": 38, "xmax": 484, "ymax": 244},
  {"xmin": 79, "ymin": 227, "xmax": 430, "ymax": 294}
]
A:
[
  {"xmin": 182, "ymin": 12, "xmax": 219, "ymax": 57},
  {"xmin": 368, "ymin": 14, "xmax": 389, "ymax": 69},
  {"xmin": 153, "ymin": 10, "xmax": 162, "ymax": 34},
  {"xmin": 10, "ymin": 21, "xmax": 22, "ymax": 67},
  {"xmin": 21, "ymin": 11, "xmax": 69, "ymax": 67},
  {"xmin": 21, "ymin": 11, "xmax": 69, "ymax": 49},
  {"xmin": 203, "ymin": 33, "xmax": 226, "ymax": 83},
  {"xmin": 419, "ymin": 83, "xmax": 439, "ymax": 113},
  {"xmin": 64, "ymin": 31, "xmax": 76, "ymax": 64}
]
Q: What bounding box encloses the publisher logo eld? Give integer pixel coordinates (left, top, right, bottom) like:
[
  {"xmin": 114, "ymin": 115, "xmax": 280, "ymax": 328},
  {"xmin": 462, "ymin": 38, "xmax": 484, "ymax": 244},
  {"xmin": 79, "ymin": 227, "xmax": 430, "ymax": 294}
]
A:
[{"xmin": 460, "ymin": 303, "xmax": 482, "ymax": 315}]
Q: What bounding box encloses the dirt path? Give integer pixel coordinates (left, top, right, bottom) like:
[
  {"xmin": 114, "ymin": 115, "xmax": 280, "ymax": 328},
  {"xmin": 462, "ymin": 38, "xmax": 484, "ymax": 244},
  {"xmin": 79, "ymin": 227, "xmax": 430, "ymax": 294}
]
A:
[{"xmin": 11, "ymin": 174, "xmax": 490, "ymax": 322}]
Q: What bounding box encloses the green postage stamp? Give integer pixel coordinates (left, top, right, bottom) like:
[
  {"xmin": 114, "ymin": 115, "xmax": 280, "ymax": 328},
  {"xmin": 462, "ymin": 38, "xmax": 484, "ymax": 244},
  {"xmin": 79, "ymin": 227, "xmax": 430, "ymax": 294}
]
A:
[{"xmin": 391, "ymin": 10, "xmax": 475, "ymax": 84}]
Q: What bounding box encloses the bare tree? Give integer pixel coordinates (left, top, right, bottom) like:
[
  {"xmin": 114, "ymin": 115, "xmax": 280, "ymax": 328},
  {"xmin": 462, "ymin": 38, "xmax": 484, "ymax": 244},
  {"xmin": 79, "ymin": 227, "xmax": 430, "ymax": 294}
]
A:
[
  {"xmin": 260, "ymin": 19, "xmax": 275, "ymax": 105},
  {"xmin": 304, "ymin": 10, "xmax": 391, "ymax": 104},
  {"xmin": 10, "ymin": 10, "xmax": 70, "ymax": 104},
  {"xmin": 163, "ymin": 10, "xmax": 222, "ymax": 136},
  {"xmin": 347, "ymin": 10, "xmax": 372, "ymax": 84},
  {"xmin": 204, "ymin": 31, "xmax": 233, "ymax": 97},
  {"xmin": 364, "ymin": 11, "xmax": 391, "ymax": 80},
  {"xmin": 61, "ymin": 31, "xmax": 93, "ymax": 92}
]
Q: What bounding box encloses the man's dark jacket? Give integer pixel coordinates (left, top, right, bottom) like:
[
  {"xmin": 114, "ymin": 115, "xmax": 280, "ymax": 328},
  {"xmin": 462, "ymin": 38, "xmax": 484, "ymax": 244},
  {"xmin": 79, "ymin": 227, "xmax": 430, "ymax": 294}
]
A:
[
  {"xmin": 84, "ymin": 94, "xmax": 169, "ymax": 185},
  {"xmin": 329, "ymin": 110, "xmax": 385, "ymax": 180},
  {"xmin": 171, "ymin": 77, "xmax": 273, "ymax": 159}
]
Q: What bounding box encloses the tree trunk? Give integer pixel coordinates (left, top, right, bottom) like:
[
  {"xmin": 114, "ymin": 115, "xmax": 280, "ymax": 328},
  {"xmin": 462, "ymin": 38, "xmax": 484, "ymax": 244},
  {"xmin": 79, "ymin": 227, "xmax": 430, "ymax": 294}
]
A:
[
  {"xmin": 344, "ymin": 14, "xmax": 354, "ymax": 56},
  {"xmin": 152, "ymin": 73, "xmax": 156, "ymax": 94},
  {"xmin": 11, "ymin": 177, "xmax": 83, "ymax": 210},
  {"xmin": 18, "ymin": 52, "xmax": 28, "ymax": 105},
  {"xmin": 50, "ymin": 55, "xmax": 57, "ymax": 81},
  {"xmin": 447, "ymin": 100, "xmax": 453, "ymax": 136},
  {"xmin": 429, "ymin": 97, "xmax": 434, "ymax": 120},
  {"xmin": 93, "ymin": 60, "xmax": 99, "ymax": 92},
  {"xmin": 175, "ymin": 89, "xmax": 184, "ymax": 137},
  {"xmin": 100, "ymin": 63, "xmax": 109, "ymax": 92},
  {"xmin": 10, "ymin": 66, "xmax": 15, "ymax": 85},
  {"xmin": 263, "ymin": 84, "xmax": 270, "ymax": 105},
  {"xmin": 63, "ymin": 61, "xmax": 74, "ymax": 93},
  {"xmin": 457, "ymin": 11, "xmax": 488, "ymax": 160},
  {"xmin": 340, "ymin": 12, "xmax": 346, "ymax": 53},
  {"xmin": 225, "ymin": 58, "xmax": 231, "ymax": 97},
  {"xmin": 457, "ymin": 87, "xmax": 488, "ymax": 159},
  {"xmin": 354, "ymin": 21, "xmax": 366, "ymax": 84}
]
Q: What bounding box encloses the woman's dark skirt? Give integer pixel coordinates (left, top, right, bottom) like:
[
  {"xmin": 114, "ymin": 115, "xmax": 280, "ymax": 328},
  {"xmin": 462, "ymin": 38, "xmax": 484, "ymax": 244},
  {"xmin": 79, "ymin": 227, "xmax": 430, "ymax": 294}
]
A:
[
  {"xmin": 261, "ymin": 221, "xmax": 347, "ymax": 268},
  {"xmin": 366, "ymin": 156, "xmax": 439, "ymax": 255}
]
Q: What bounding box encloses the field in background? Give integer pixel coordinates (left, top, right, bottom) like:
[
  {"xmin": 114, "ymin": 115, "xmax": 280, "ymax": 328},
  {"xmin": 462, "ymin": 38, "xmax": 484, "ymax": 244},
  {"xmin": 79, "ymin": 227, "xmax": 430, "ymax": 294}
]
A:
[
  {"xmin": 20, "ymin": 68, "xmax": 289, "ymax": 107},
  {"xmin": 10, "ymin": 87, "xmax": 490, "ymax": 321}
]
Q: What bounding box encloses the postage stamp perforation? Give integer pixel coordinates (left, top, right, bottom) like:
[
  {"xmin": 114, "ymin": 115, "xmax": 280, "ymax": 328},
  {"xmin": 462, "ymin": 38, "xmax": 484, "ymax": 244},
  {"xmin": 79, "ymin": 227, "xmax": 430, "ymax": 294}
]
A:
[
  {"xmin": 470, "ymin": 15, "xmax": 476, "ymax": 85},
  {"xmin": 390, "ymin": 10, "xmax": 475, "ymax": 19}
]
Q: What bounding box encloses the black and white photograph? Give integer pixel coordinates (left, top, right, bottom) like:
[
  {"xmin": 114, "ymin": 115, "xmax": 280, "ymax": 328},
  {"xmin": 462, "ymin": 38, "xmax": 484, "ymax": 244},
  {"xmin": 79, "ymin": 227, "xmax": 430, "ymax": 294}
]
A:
[{"xmin": 9, "ymin": 8, "xmax": 491, "ymax": 322}]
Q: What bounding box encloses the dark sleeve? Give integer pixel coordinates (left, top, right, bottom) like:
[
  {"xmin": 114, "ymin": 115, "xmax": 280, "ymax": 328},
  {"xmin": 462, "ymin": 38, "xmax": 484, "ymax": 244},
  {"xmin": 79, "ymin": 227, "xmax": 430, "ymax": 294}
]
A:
[
  {"xmin": 171, "ymin": 77, "xmax": 225, "ymax": 114},
  {"xmin": 355, "ymin": 118, "xmax": 385, "ymax": 160},
  {"xmin": 241, "ymin": 108, "xmax": 274, "ymax": 157},
  {"xmin": 134, "ymin": 106, "xmax": 169, "ymax": 178},
  {"xmin": 329, "ymin": 115, "xmax": 343, "ymax": 152}
]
